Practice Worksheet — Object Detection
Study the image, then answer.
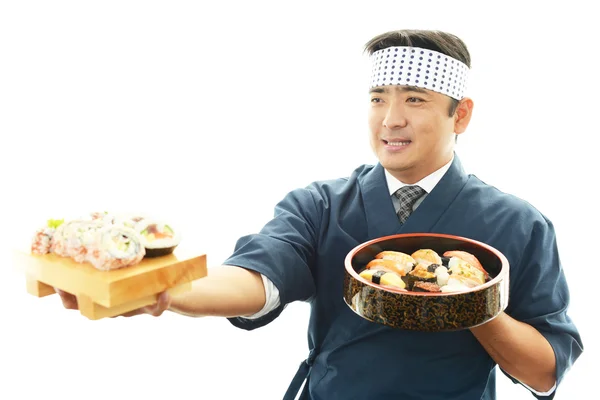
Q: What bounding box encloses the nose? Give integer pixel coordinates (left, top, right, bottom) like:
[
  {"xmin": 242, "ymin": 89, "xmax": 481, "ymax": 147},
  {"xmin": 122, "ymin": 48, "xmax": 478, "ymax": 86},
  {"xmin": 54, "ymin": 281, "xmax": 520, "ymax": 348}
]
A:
[{"xmin": 382, "ymin": 104, "xmax": 408, "ymax": 129}]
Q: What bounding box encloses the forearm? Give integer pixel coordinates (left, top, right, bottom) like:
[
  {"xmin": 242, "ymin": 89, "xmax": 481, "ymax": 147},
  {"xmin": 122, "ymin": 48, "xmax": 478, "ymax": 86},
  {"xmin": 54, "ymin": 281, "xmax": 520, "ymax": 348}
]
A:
[
  {"xmin": 168, "ymin": 265, "xmax": 266, "ymax": 318},
  {"xmin": 470, "ymin": 312, "xmax": 556, "ymax": 393}
]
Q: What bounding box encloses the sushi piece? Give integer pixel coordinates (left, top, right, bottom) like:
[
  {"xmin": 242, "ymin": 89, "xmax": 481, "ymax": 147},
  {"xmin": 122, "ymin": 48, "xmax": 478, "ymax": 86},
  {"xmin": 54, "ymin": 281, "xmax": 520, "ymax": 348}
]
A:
[
  {"xmin": 447, "ymin": 256, "xmax": 486, "ymax": 285},
  {"xmin": 443, "ymin": 250, "xmax": 489, "ymax": 279},
  {"xmin": 31, "ymin": 229, "xmax": 54, "ymax": 255},
  {"xmin": 86, "ymin": 225, "xmax": 145, "ymax": 271},
  {"xmin": 411, "ymin": 249, "xmax": 442, "ymax": 267},
  {"xmin": 412, "ymin": 281, "xmax": 441, "ymax": 292},
  {"xmin": 51, "ymin": 220, "xmax": 89, "ymax": 257},
  {"xmin": 66, "ymin": 219, "xmax": 107, "ymax": 263},
  {"xmin": 405, "ymin": 268, "xmax": 437, "ymax": 290},
  {"xmin": 360, "ymin": 269, "xmax": 406, "ymax": 290},
  {"xmin": 136, "ymin": 220, "xmax": 181, "ymax": 257},
  {"xmin": 366, "ymin": 258, "xmax": 409, "ymax": 276},
  {"xmin": 440, "ymin": 275, "xmax": 481, "ymax": 293},
  {"xmin": 31, "ymin": 219, "xmax": 63, "ymax": 255},
  {"xmin": 374, "ymin": 251, "xmax": 416, "ymax": 275}
]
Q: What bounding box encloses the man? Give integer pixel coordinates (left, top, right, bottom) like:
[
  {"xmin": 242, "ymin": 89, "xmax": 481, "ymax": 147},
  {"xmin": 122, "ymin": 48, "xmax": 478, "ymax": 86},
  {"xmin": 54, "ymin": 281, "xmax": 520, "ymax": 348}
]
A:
[{"xmin": 58, "ymin": 29, "xmax": 583, "ymax": 399}]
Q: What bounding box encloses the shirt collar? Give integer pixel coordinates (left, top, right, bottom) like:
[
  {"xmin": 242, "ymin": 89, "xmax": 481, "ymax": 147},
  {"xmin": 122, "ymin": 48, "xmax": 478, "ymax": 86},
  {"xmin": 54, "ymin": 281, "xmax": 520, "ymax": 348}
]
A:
[{"xmin": 384, "ymin": 155, "xmax": 454, "ymax": 196}]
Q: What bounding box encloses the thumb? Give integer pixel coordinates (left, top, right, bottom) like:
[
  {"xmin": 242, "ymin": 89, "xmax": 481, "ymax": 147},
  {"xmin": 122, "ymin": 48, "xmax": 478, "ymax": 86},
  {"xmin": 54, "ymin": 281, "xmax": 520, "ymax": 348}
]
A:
[{"xmin": 146, "ymin": 291, "xmax": 172, "ymax": 317}]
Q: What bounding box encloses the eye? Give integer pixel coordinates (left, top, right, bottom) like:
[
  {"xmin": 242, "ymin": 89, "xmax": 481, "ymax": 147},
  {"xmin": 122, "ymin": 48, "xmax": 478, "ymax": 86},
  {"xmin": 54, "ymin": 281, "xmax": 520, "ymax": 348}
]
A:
[
  {"xmin": 407, "ymin": 97, "xmax": 424, "ymax": 103},
  {"xmin": 371, "ymin": 97, "xmax": 383, "ymax": 103}
]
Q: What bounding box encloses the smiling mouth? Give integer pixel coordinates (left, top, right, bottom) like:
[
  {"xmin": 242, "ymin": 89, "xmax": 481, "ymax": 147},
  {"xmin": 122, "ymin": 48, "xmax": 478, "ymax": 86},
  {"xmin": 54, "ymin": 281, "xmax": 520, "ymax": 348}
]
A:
[{"xmin": 383, "ymin": 139, "xmax": 411, "ymax": 146}]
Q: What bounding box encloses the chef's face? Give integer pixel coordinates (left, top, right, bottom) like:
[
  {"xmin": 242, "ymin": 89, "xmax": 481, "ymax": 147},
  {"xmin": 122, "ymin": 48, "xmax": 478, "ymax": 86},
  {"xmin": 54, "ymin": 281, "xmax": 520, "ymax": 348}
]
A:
[{"xmin": 368, "ymin": 85, "xmax": 473, "ymax": 184}]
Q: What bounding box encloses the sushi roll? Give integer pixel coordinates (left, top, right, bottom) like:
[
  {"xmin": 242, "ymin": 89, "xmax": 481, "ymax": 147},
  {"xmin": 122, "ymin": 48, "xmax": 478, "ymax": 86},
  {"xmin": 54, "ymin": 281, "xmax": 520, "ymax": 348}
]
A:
[
  {"xmin": 66, "ymin": 219, "xmax": 107, "ymax": 263},
  {"xmin": 31, "ymin": 219, "xmax": 63, "ymax": 255},
  {"xmin": 31, "ymin": 228, "xmax": 54, "ymax": 255},
  {"xmin": 86, "ymin": 225, "xmax": 145, "ymax": 271},
  {"xmin": 51, "ymin": 220, "xmax": 89, "ymax": 257},
  {"xmin": 136, "ymin": 220, "xmax": 181, "ymax": 257}
]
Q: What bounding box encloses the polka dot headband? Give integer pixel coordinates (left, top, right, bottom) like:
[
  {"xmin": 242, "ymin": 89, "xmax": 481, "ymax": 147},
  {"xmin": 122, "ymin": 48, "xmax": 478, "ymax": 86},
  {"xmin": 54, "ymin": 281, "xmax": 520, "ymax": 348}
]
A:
[{"xmin": 369, "ymin": 46, "xmax": 469, "ymax": 100}]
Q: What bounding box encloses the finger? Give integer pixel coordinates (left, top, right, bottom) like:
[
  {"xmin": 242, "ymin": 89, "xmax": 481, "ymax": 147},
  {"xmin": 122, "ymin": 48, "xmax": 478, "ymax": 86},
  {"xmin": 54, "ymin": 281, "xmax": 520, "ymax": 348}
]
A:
[
  {"xmin": 156, "ymin": 291, "xmax": 172, "ymax": 312},
  {"xmin": 111, "ymin": 292, "xmax": 172, "ymax": 318},
  {"xmin": 145, "ymin": 292, "xmax": 171, "ymax": 317},
  {"xmin": 55, "ymin": 288, "xmax": 78, "ymax": 310},
  {"xmin": 112, "ymin": 309, "xmax": 145, "ymax": 318}
]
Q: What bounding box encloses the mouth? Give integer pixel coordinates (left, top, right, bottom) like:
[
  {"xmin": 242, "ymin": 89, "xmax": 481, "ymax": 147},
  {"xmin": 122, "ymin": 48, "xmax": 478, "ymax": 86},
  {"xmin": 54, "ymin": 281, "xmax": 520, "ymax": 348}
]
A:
[{"xmin": 382, "ymin": 139, "xmax": 412, "ymax": 150}]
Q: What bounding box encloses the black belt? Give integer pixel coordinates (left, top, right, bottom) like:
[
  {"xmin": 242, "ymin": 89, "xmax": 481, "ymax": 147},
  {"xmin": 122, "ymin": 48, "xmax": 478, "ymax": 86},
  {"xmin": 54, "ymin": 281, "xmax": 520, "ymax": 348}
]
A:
[{"xmin": 282, "ymin": 350, "xmax": 316, "ymax": 400}]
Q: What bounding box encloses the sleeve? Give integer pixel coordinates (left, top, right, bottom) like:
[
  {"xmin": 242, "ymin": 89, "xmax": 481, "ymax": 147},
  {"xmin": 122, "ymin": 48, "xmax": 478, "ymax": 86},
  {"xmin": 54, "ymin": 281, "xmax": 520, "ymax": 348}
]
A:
[
  {"xmin": 500, "ymin": 216, "xmax": 584, "ymax": 399},
  {"xmin": 240, "ymin": 274, "xmax": 281, "ymax": 320},
  {"xmin": 222, "ymin": 186, "xmax": 320, "ymax": 331}
]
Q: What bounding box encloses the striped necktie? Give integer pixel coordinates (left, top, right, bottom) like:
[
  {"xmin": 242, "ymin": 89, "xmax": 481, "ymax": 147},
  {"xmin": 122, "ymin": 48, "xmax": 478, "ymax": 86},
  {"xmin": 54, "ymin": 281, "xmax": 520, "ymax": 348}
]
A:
[{"xmin": 394, "ymin": 185, "xmax": 426, "ymax": 224}]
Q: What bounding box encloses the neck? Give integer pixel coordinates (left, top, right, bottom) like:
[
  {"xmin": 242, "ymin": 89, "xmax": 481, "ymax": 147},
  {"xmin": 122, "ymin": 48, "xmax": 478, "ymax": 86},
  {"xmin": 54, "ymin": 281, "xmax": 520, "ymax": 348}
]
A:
[{"xmin": 389, "ymin": 154, "xmax": 454, "ymax": 184}]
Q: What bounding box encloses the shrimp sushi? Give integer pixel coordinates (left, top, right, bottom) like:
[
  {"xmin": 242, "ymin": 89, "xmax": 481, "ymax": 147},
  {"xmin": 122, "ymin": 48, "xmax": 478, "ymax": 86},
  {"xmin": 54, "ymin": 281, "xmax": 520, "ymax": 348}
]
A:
[
  {"xmin": 366, "ymin": 259, "xmax": 409, "ymax": 276},
  {"xmin": 374, "ymin": 251, "xmax": 416, "ymax": 275}
]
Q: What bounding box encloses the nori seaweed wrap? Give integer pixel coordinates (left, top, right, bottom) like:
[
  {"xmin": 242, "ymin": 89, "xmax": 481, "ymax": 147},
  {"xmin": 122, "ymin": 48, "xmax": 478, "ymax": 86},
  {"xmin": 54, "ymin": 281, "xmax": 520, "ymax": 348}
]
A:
[{"xmin": 405, "ymin": 268, "xmax": 437, "ymax": 290}]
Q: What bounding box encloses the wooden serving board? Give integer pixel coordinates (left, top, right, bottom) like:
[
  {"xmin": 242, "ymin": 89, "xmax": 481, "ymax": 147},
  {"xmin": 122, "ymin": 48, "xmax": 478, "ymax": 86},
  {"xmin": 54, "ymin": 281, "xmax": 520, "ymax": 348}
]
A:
[{"xmin": 14, "ymin": 248, "xmax": 207, "ymax": 320}]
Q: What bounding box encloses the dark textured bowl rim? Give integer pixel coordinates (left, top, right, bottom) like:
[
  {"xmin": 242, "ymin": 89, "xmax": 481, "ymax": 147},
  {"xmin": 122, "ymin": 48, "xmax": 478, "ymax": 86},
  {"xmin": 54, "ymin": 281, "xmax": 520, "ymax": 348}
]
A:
[{"xmin": 344, "ymin": 233, "xmax": 509, "ymax": 297}]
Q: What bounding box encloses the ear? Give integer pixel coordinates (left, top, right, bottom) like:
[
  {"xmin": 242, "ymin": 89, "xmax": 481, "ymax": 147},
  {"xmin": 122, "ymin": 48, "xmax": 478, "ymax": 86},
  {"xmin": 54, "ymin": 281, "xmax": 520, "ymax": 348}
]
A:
[{"xmin": 454, "ymin": 97, "xmax": 474, "ymax": 135}]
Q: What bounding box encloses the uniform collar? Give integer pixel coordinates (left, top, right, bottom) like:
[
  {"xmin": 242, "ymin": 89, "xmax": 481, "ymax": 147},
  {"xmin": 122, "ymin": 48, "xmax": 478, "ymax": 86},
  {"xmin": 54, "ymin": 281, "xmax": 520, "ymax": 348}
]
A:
[
  {"xmin": 384, "ymin": 154, "xmax": 454, "ymax": 196},
  {"xmin": 358, "ymin": 153, "xmax": 468, "ymax": 240}
]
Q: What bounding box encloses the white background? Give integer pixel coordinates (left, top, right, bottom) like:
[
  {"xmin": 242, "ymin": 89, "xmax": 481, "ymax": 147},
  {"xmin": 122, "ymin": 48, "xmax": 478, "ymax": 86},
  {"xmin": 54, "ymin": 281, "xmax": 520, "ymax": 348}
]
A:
[{"xmin": 0, "ymin": 1, "xmax": 597, "ymax": 399}]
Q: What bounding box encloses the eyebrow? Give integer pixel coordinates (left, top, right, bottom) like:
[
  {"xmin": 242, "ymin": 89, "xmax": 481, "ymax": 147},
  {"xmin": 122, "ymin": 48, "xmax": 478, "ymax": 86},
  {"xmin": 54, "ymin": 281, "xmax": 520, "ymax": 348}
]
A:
[{"xmin": 369, "ymin": 86, "xmax": 431, "ymax": 95}]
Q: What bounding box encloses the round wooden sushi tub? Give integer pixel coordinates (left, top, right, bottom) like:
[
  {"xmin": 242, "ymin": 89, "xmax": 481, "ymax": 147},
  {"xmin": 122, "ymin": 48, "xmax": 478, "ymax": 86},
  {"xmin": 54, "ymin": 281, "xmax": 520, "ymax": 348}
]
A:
[{"xmin": 343, "ymin": 233, "xmax": 510, "ymax": 332}]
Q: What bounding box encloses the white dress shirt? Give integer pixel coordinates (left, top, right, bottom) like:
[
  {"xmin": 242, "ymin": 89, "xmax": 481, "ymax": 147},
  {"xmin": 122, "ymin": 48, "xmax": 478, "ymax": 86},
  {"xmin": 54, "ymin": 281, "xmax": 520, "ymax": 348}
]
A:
[{"xmin": 240, "ymin": 156, "xmax": 555, "ymax": 396}]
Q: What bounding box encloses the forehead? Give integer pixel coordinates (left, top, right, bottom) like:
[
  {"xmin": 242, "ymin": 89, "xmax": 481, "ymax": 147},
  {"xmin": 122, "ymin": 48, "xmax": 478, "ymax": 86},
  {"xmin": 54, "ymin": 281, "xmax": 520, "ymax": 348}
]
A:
[{"xmin": 369, "ymin": 85, "xmax": 435, "ymax": 95}]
